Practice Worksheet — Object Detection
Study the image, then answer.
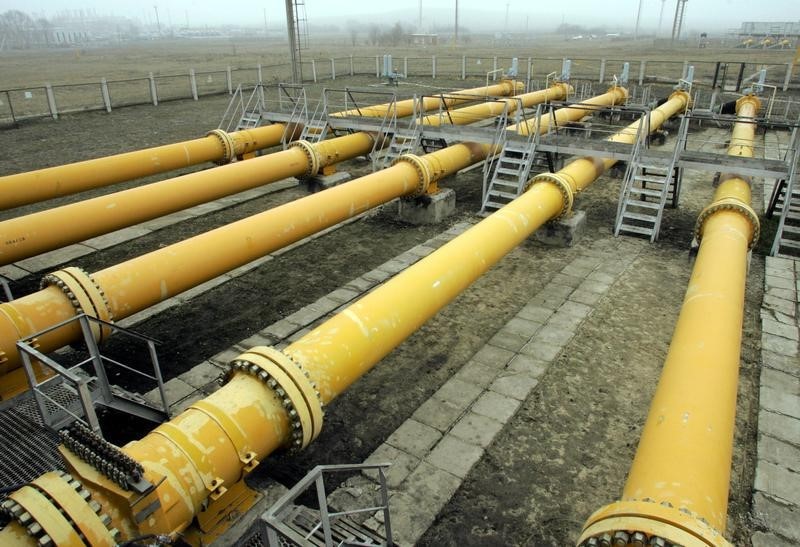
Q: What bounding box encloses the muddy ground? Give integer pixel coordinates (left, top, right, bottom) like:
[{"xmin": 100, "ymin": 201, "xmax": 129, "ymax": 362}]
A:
[{"xmin": 0, "ymin": 82, "xmax": 773, "ymax": 545}]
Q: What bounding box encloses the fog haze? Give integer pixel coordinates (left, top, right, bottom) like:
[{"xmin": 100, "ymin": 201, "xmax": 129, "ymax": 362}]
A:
[{"xmin": 3, "ymin": 0, "xmax": 799, "ymax": 33}]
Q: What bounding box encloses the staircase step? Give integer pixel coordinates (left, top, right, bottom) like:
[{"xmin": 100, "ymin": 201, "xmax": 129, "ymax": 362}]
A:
[
  {"xmin": 483, "ymin": 200, "xmax": 507, "ymax": 209},
  {"xmin": 618, "ymin": 223, "xmax": 655, "ymax": 236},
  {"xmin": 778, "ymin": 238, "xmax": 800, "ymax": 249},
  {"xmin": 496, "ymin": 167, "xmax": 523, "ymax": 176},
  {"xmin": 624, "ymin": 199, "xmax": 661, "ymax": 210},
  {"xmin": 489, "ymin": 190, "xmax": 518, "ymax": 200},
  {"xmin": 629, "ymin": 187, "xmax": 662, "ymax": 198},
  {"xmin": 622, "ymin": 212, "xmax": 658, "ymax": 222},
  {"xmin": 491, "ymin": 180, "xmax": 519, "ymax": 188},
  {"xmin": 634, "ymin": 175, "xmax": 668, "ymax": 184},
  {"xmin": 782, "ymin": 224, "xmax": 800, "ymax": 234}
]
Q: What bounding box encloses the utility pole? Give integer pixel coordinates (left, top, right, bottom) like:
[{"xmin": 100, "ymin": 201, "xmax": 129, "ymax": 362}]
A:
[
  {"xmin": 454, "ymin": 0, "xmax": 459, "ymax": 45},
  {"xmin": 671, "ymin": 0, "xmax": 688, "ymax": 43},
  {"xmin": 658, "ymin": 0, "xmax": 667, "ymax": 37},
  {"xmin": 285, "ymin": 0, "xmax": 301, "ymax": 83},
  {"xmin": 263, "ymin": 8, "xmax": 268, "ymax": 38},
  {"xmin": 153, "ymin": 5, "xmax": 161, "ymax": 35},
  {"xmin": 418, "ymin": 0, "xmax": 422, "ymax": 33},
  {"xmin": 634, "ymin": 0, "xmax": 643, "ymax": 40}
]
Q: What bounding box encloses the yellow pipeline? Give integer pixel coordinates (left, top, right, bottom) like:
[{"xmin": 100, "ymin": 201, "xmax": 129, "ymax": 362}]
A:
[
  {"xmin": 0, "ymin": 132, "xmax": 377, "ymax": 266},
  {"xmin": 0, "ymin": 81, "xmax": 519, "ymax": 211},
  {"xmin": 512, "ymin": 86, "xmax": 630, "ymax": 136},
  {"xmin": 333, "ymin": 79, "xmax": 523, "ymax": 118},
  {"xmin": 0, "ymin": 142, "xmax": 492, "ymax": 397},
  {"xmin": 0, "ymin": 85, "xmax": 691, "ymax": 547},
  {"xmin": 0, "ymin": 82, "xmax": 524, "ymax": 267},
  {"xmin": 0, "ymin": 124, "xmax": 301, "ymax": 211},
  {"xmin": 420, "ymin": 83, "xmax": 571, "ymax": 126},
  {"xmin": 578, "ymin": 95, "xmax": 760, "ymax": 547}
]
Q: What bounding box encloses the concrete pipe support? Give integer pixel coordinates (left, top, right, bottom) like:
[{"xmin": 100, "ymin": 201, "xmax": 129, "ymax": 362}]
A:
[
  {"xmin": 0, "ymin": 81, "xmax": 519, "ymax": 211},
  {"xmin": 578, "ymin": 95, "xmax": 761, "ymax": 547},
  {"xmin": 0, "ymin": 88, "xmax": 688, "ymax": 546}
]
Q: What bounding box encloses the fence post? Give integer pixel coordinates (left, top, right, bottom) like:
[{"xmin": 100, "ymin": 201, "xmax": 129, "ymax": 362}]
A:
[
  {"xmin": 432, "ymin": 55, "xmax": 436, "ymax": 79},
  {"xmin": 330, "ymin": 58, "xmax": 336, "ymax": 80},
  {"xmin": 45, "ymin": 83, "xmax": 58, "ymax": 119},
  {"xmin": 526, "ymin": 57, "xmax": 532, "ymax": 91},
  {"xmin": 257, "ymin": 64, "xmax": 263, "ymax": 84},
  {"xmin": 681, "ymin": 60, "xmax": 689, "ymax": 80},
  {"xmin": 350, "ymin": 55, "xmax": 354, "ymax": 76},
  {"xmin": 376, "ymin": 55, "xmax": 380, "ymax": 77},
  {"xmin": 311, "ymin": 59, "xmax": 318, "ymax": 83},
  {"xmin": 461, "ymin": 55, "xmax": 466, "ymax": 79},
  {"xmin": 404, "ymin": 57, "xmax": 408, "ymax": 77},
  {"xmin": 599, "ymin": 59, "xmax": 606, "ymax": 84},
  {"xmin": 783, "ymin": 63, "xmax": 792, "ymax": 91},
  {"xmin": 100, "ymin": 78, "xmax": 112, "ymax": 112},
  {"xmin": 493, "ymin": 56, "xmax": 498, "ymax": 80},
  {"xmin": 189, "ymin": 69, "xmax": 198, "ymax": 101},
  {"xmin": 148, "ymin": 72, "xmax": 158, "ymax": 106},
  {"xmin": 638, "ymin": 60, "xmax": 646, "ymax": 85},
  {"xmin": 226, "ymin": 66, "xmax": 233, "ymax": 94}
]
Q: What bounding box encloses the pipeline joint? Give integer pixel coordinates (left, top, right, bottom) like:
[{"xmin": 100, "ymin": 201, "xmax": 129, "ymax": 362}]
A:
[
  {"xmin": 395, "ymin": 154, "xmax": 432, "ymax": 197},
  {"xmin": 41, "ymin": 267, "xmax": 114, "ymax": 343},
  {"xmin": 225, "ymin": 346, "xmax": 324, "ymax": 451},
  {"xmin": 694, "ymin": 197, "xmax": 760, "ymax": 249},
  {"xmin": 288, "ymin": 140, "xmax": 321, "ymax": 178},
  {"xmin": 578, "ymin": 500, "xmax": 732, "ymax": 547},
  {"xmin": 526, "ymin": 172, "xmax": 574, "ymax": 219},
  {"xmin": 206, "ymin": 129, "xmax": 236, "ymax": 164}
]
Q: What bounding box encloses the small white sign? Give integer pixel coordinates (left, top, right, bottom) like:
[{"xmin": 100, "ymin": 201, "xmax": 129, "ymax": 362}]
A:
[{"xmin": 24, "ymin": 91, "xmax": 33, "ymax": 99}]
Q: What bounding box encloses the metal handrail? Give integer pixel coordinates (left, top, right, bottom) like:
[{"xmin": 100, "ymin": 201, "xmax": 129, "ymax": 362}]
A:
[{"xmin": 264, "ymin": 463, "xmax": 393, "ymax": 547}]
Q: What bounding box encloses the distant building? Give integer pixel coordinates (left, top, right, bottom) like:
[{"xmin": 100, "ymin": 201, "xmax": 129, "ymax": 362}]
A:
[
  {"xmin": 739, "ymin": 21, "xmax": 800, "ymax": 38},
  {"xmin": 409, "ymin": 33, "xmax": 438, "ymax": 46}
]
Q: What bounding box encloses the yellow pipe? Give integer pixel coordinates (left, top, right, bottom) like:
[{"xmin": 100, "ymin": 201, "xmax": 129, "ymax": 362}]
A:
[
  {"xmin": 333, "ymin": 79, "xmax": 523, "ymax": 118},
  {"xmin": 0, "ymin": 81, "xmax": 519, "ymax": 212},
  {"xmin": 0, "ymin": 82, "xmax": 523, "ymax": 268},
  {"xmin": 511, "ymin": 86, "xmax": 630, "ymax": 136},
  {"xmin": 0, "ymin": 124, "xmax": 301, "ymax": 211},
  {"xmin": 0, "ymin": 87, "xmax": 687, "ymax": 547},
  {"xmin": 420, "ymin": 83, "xmax": 571, "ymax": 126},
  {"xmin": 0, "ymin": 142, "xmax": 492, "ymax": 394},
  {"xmin": 0, "ymin": 132, "xmax": 376, "ymax": 266},
  {"xmin": 578, "ymin": 95, "xmax": 761, "ymax": 547}
]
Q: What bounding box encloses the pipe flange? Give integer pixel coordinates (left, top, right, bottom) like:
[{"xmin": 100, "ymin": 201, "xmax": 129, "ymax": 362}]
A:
[
  {"xmin": 694, "ymin": 197, "xmax": 760, "ymax": 249},
  {"xmin": 207, "ymin": 129, "xmax": 236, "ymax": 164},
  {"xmin": 578, "ymin": 499, "xmax": 731, "ymax": 547},
  {"xmin": 1, "ymin": 472, "xmax": 119, "ymax": 547},
  {"xmin": 288, "ymin": 140, "xmax": 320, "ymax": 178},
  {"xmin": 41, "ymin": 267, "xmax": 113, "ymax": 343},
  {"xmin": 225, "ymin": 346, "xmax": 323, "ymax": 452},
  {"xmin": 526, "ymin": 172, "xmax": 574, "ymax": 219},
  {"xmin": 394, "ymin": 153, "xmax": 432, "ymax": 197}
]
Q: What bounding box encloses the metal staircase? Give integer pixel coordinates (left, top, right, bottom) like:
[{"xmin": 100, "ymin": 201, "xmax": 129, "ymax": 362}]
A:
[
  {"xmin": 16, "ymin": 314, "xmax": 169, "ymax": 436},
  {"xmin": 219, "ymin": 84, "xmax": 267, "ymax": 133},
  {"xmin": 614, "ymin": 111, "xmax": 685, "ymax": 241},
  {"xmin": 262, "ymin": 463, "xmax": 393, "ymax": 547},
  {"xmin": 299, "ymin": 96, "xmax": 329, "ymax": 143},
  {"xmin": 378, "ymin": 126, "xmax": 421, "ymax": 170},
  {"xmin": 769, "ymin": 128, "xmax": 800, "ymax": 257},
  {"xmin": 480, "ymin": 104, "xmax": 542, "ymax": 215}
]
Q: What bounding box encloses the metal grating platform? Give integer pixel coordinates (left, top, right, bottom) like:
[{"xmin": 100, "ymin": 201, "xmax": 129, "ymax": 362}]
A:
[{"xmin": 0, "ymin": 390, "xmax": 65, "ymax": 489}]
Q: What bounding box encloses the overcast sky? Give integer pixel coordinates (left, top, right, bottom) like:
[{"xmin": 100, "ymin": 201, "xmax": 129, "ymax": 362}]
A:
[{"xmin": 5, "ymin": 1, "xmax": 800, "ymax": 31}]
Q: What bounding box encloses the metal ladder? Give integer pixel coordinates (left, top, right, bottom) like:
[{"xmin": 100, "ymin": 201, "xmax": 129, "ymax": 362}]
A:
[
  {"xmin": 263, "ymin": 463, "xmax": 393, "ymax": 547},
  {"xmin": 480, "ymin": 103, "xmax": 540, "ymax": 215},
  {"xmin": 218, "ymin": 84, "xmax": 266, "ymax": 133},
  {"xmin": 299, "ymin": 95, "xmax": 329, "ymax": 143},
  {"xmin": 377, "ymin": 125, "xmax": 421, "ymax": 170},
  {"xmin": 614, "ymin": 110, "xmax": 683, "ymax": 241},
  {"xmin": 769, "ymin": 128, "xmax": 800, "ymax": 257}
]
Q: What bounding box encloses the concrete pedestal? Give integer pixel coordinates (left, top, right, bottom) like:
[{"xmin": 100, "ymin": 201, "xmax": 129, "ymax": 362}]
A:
[
  {"xmin": 301, "ymin": 171, "xmax": 353, "ymax": 193},
  {"xmin": 398, "ymin": 188, "xmax": 456, "ymax": 225},
  {"xmin": 535, "ymin": 210, "xmax": 586, "ymax": 247}
]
